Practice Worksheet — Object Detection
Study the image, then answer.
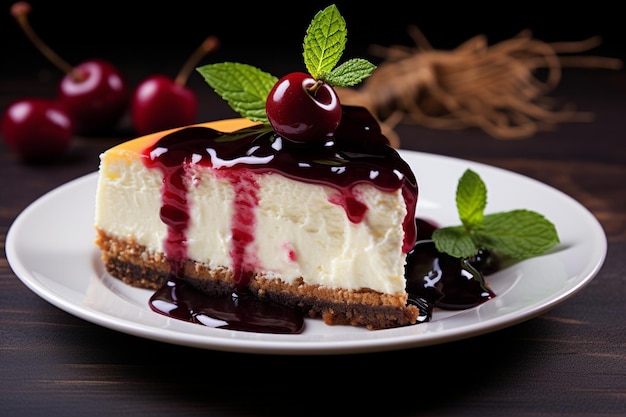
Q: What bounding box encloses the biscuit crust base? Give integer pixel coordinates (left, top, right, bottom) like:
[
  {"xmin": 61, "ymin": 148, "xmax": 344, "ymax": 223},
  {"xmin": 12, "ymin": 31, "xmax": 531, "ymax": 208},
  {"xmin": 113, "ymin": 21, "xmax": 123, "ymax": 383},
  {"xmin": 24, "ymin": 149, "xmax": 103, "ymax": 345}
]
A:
[{"xmin": 95, "ymin": 230, "xmax": 419, "ymax": 330}]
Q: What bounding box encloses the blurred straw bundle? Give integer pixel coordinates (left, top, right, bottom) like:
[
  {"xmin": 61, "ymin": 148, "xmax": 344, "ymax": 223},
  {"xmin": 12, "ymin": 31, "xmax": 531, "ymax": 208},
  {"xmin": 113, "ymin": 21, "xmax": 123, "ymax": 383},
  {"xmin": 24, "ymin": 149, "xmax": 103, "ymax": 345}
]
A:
[{"xmin": 337, "ymin": 26, "xmax": 623, "ymax": 148}]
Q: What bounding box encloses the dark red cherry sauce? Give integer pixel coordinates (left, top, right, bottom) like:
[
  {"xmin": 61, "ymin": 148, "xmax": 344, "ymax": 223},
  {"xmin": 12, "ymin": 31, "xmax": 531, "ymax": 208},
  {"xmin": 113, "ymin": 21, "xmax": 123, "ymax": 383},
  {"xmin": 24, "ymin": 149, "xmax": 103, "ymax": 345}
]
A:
[
  {"xmin": 142, "ymin": 106, "xmax": 495, "ymax": 333},
  {"xmin": 406, "ymin": 219, "xmax": 496, "ymax": 323}
]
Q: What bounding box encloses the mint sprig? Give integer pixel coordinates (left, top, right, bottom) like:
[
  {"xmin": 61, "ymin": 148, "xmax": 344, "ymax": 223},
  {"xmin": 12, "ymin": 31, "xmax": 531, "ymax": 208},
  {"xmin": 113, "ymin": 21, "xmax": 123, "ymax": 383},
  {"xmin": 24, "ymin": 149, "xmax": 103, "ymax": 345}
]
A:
[
  {"xmin": 303, "ymin": 5, "xmax": 375, "ymax": 86},
  {"xmin": 303, "ymin": 5, "xmax": 346, "ymax": 79},
  {"xmin": 197, "ymin": 63, "xmax": 277, "ymax": 124},
  {"xmin": 195, "ymin": 4, "xmax": 375, "ymax": 124},
  {"xmin": 432, "ymin": 169, "xmax": 560, "ymax": 260}
]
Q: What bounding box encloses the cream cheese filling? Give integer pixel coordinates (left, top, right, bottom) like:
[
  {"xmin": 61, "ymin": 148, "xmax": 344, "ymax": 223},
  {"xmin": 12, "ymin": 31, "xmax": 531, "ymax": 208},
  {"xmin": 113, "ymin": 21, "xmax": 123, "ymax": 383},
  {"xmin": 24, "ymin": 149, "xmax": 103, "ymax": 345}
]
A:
[{"xmin": 95, "ymin": 147, "xmax": 408, "ymax": 295}]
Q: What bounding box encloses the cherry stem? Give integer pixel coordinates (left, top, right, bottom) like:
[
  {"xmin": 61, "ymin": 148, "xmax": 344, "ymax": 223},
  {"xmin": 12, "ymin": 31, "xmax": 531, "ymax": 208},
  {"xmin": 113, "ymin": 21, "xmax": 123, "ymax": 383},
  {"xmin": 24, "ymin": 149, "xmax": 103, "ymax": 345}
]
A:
[
  {"xmin": 175, "ymin": 35, "xmax": 220, "ymax": 86},
  {"xmin": 10, "ymin": 2, "xmax": 84, "ymax": 82},
  {"xmin": 307, "ymin": 79, "xmax": 324, "ymax": 96}
]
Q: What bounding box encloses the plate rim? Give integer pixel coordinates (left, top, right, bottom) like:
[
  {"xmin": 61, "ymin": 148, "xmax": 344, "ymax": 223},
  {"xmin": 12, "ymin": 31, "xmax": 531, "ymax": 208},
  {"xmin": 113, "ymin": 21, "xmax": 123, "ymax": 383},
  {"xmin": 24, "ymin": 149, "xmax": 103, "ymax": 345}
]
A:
[{"xmin": 5, "ymin": 150, "xmax": 608, "ymax": 355}]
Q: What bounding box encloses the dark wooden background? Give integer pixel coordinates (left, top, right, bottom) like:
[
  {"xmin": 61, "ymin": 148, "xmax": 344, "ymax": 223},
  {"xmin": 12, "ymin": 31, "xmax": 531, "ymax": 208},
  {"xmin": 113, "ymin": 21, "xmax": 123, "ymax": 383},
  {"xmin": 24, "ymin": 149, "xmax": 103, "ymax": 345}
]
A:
[{"xmin": 1, "ymin": 1, "xmax": 625, "ymax": 416}]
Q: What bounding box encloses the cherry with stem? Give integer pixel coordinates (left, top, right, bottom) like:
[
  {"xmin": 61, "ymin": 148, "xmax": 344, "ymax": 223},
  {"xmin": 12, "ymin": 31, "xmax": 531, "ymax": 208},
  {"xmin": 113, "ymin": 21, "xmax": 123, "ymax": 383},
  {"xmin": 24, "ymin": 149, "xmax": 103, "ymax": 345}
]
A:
[
  {"xmin": 11, "ymin": 1, "xmax": 129, "ymax": 134},
  {"xmin": 131, "ymin": 36, "xmax": 220, "ymax": 136}
]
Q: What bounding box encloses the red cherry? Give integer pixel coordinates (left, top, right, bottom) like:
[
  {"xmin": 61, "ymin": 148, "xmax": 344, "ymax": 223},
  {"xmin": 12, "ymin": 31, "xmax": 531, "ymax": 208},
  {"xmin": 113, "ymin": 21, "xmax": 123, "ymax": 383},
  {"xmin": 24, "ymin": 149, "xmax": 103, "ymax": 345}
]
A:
[
  {"xmin": 131, "ymin": 36, "xmax": 219, "ymax": 135},
  {"xmin": 58, "ymin": 59, "xmax": 128, "ymax": 134},
  {"xmin": 1, "ymin": 97, "xmax": 73, "ymax": 162},
  {"xmin": 131, "ymin": 75, "xmax": 197, "ymax": 135},
  {"xmin": 11, "ymin": 2, "xmax": 128, "ymax": 135},
  {"xmin": 265, "ymin": 72, "xmax": 342, "ymax": 142}
]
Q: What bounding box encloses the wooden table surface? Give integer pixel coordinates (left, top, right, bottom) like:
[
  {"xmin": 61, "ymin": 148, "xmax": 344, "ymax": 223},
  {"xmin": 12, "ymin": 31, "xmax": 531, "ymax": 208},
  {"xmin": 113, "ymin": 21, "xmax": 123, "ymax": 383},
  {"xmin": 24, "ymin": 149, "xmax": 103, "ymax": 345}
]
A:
[{"xmin": 1, "ymin": 46, "xmax": 625, "ymax": 416}]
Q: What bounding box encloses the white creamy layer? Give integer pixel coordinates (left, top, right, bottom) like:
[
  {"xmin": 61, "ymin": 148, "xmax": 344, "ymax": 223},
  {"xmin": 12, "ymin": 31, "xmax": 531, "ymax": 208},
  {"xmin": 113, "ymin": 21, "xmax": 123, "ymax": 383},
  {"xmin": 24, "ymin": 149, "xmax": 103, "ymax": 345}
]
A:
[{"xmin": 95, "ymin": 154, "xmax": 408, "ymax": 295}]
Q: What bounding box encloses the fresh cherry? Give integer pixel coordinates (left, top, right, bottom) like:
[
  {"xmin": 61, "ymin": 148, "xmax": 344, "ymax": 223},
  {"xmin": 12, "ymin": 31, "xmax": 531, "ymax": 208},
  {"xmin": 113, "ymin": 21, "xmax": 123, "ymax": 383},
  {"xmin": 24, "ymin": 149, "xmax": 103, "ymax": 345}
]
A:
[
  {"xmin": 1, "ymin": 97, "xmax": 73, "ymax": 162},
  {"xmin": 131, "ymin": 36, "xmax": 219, "ymax": 136},
  {"xmin": 57, "ymin": 59, "xmax": 128, "ymax": 134},
  {"xmin": 131, "ymin": 74, "xmax": 196, "ymax": 136},
  {"xmin": 11, "ymin": 2, "xmax": 129, "ymax": 134},
  {"xmin": 265, "ymin": 72, "xmax": 341, "ymax": 142}
]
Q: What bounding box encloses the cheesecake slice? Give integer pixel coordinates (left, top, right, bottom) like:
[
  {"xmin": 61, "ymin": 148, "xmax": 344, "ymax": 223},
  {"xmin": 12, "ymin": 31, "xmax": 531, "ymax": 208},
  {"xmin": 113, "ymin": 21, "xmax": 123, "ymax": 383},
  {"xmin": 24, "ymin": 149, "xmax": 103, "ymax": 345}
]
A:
[{"xmin": 94, "ymin": 106, "xmax": 420, "ymax": 330}]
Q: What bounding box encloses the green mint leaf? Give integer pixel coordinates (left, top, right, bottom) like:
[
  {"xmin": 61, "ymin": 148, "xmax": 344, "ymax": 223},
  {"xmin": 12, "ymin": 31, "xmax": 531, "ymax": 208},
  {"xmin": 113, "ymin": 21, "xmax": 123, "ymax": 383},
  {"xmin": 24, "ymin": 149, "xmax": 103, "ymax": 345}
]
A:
[
  {"xmin": 326, "ymin": 58, "xmax": 377, "ymax": 87},
  {"xmin": 196, "ymin": 62, "xmax": 277, "ymax": 124},
  {"xmin": 476, "ymin": 210, "xmax": 560, "ymax": 259},
  {"xmin": 432, "ymin": 169, "xmax": 560, "ymax": 261},
  {"xmin": 303, "ymin": 4, "xmax": 346, "ymax": 80},
  {"xmin": 456, "ymin": 169, "xmax": 487, "ymax": 229},
  {"xmin": 432, "ymin": 226, "xmax": 479, "ymax": 259}
]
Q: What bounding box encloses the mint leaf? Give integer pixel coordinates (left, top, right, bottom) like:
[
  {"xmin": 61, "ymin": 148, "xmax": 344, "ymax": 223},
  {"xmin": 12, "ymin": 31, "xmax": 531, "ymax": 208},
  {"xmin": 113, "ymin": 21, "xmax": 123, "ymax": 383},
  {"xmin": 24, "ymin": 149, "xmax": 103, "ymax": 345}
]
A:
[
  {"xmin": 326, "ymin": 58, "xmax": 377, "ymax": 87},
  {"xmin": 303, "ymin": 4, "xmax": 346, "ymax": 80},
  {"xmin": 457, "ymin": 169, "xmax": 486, "ymax": 229},
  {"xmin": 476, "ymin": 210, "xmax": 560, "ymax": 259},
  {"xmin": 432, "ymin": 169, "xmax": 560, "ymax": 260},
  {"xmin": 196, "ymin": 63, "xmax": 277, "ymax": 123},
  {"xmin": 432, "ymin": 226, "xmax": 479, "ymax": 259}
]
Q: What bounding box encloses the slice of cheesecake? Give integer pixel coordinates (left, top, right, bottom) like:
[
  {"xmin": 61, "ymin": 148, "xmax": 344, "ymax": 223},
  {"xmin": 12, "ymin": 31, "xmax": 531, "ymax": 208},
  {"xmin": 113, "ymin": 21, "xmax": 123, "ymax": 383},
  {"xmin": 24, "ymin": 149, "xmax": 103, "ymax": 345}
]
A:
[{"xmin": 94, "ymin": 106, "xmax": 420, "ymax": 329}]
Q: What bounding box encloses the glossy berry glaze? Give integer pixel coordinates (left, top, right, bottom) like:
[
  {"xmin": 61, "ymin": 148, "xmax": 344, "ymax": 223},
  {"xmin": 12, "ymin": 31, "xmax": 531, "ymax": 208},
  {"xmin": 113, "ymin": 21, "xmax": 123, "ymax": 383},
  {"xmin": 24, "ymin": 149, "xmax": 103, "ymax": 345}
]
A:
[
  {"xmin": 141, "ymin": 106, "xmax": 495, "ymax": 333},
  {"xmin": 406, "ymin": 219, "xmax": 496, "ymax": 323}
]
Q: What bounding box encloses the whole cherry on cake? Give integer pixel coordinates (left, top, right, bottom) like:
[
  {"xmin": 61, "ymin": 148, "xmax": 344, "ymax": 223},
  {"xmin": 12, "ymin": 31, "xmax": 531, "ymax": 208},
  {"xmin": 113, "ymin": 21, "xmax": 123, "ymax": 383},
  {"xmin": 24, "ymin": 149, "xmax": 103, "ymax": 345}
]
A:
[
  {"xmin": 10, "ymin": 2, "xmax": 128, "ymax": 134},
  {"xmin": 265, "ymin": 72, "xmax": 342, "ymax": 142},
  {"xmin": 197, "ymin": 4, "xmax": 376, "ymax": 143}
]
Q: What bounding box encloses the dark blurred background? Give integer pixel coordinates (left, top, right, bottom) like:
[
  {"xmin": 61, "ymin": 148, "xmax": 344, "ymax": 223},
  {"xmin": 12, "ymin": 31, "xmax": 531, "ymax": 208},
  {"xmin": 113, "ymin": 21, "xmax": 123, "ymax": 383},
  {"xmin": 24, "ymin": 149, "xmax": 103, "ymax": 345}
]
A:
[
  {"xmin": 2, "ymin": 0, "xmax": 622, "ymax": 69},
  {"xmin": 1, "ymin": 0, "xmax": 623, "ymax": 128}
]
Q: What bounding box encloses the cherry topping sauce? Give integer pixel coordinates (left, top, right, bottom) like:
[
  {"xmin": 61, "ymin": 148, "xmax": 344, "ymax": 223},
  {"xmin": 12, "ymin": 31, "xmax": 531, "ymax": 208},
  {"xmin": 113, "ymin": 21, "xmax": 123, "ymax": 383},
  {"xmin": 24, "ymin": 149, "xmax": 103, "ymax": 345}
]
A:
[
  {"xmin": 141, "ymin": 106, "xmax": 496, "ymax": 333},
  {"xmin": 150, "ymin": 277, "xmax": 305, "ymax": 334},
  {"xmin": 405, "ymin": 219, "xmax": 496, "ymax": 322}
]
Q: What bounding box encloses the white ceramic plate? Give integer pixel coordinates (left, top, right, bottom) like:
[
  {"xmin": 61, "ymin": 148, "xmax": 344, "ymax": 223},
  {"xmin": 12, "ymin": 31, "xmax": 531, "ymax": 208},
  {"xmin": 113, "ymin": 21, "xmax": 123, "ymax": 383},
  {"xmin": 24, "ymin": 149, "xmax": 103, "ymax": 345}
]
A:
[{"xmin": 6, "ymin": 150, "xmax": 607, "ymax": 355}]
